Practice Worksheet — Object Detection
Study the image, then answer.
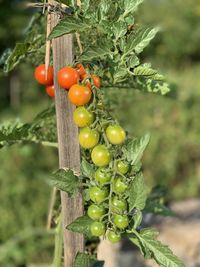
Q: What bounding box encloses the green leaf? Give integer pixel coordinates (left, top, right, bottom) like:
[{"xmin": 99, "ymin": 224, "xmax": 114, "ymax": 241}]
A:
[
  {"xmin": 79, "ymin": 42, "xmax": 112, "ymax": 61},
  {"xmin": 49, "ymin": 169, "xmax": 80, "ymax": 197},
  {"xmin": 134, "ymin": 66, "xmax": 158, "ymax": 77},
  {"xmin": 98, "ymin": 0, "xmax": 111, "ymax": 20},
  {"xmin": 73, "ymin": 253, "xmax": 104, "ymax": 267},
  {"xmin": 122, "ymin": 0, "xmax": 144, "ymax": 17},
  {"xmin": 127, "ymin": 54, "xmax": 140, "ymax": 68},
  {"xmin": 122, "ymin": 133, "xmax": 150, "ymax": 165},
  {"xmin": 127, "ymin": 172, "xmax": 147, "ymax": 211},
  {"xmin": 81, "ymin": 0, "xmax": 90, "ymax": 12},
  {"xmin": 66, "ymin": 215, "xmax": 93, "ymax": 237},
  {"xmin": 113, "ymin": 67, "xmax": 128, "ymax": 83},
  {"xmin": 4, "ymin": 43, "xmax": 30, "ymax": 72},
  {"xmin": 136, "ymin": 78, "xmax": 171, "ymax": 95},
  {"xmin": 112, "ymin": 21, "xmax": 127, "ymax": 40},
  {"xmin": 0, "ymin": 122, "xmax": 30, "ymax": 148},
  {"xmin": 49, "ymin": 17, "xmax": 90, "ymax": 39},
  {"xmin": 134, "ymin": 229, "xmax": 186, "ymax": 267},
  {"xmin": 125, "ymin": 27, "xmax": 159, "ymax": 55},
  {"xmin": 81, "ymin": 159, "xmax": 95, "ymax": 179}
]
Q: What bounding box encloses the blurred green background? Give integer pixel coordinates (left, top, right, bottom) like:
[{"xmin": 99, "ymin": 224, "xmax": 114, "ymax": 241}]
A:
[{"xmin": 0, "ymin": 0, "xmax": 200, "ymax": 266}]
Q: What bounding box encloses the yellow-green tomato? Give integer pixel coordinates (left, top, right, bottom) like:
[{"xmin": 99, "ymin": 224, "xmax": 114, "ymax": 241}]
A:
[
  {"xmin": 107, "ymin": 231, "xmax": 121, "ymax": 243},
  {"xmin": 113, "ymin": 214, "xmax": 129, "ymax": 229},
  {"xmin": 91, "ymin": 145, "xmax": 111, "ymax": 167},
  {"xmin": 94, "ymin": 168, "xmax": 112, "ymax": 185},
  {"xmin": 111, "ymin": 196, "xmax": 127, "ymax": 214},
  {"xmin": 117, "ymin": 161, "xmax": 129, "ymax": 174},
  {"xmin": 79, "ymin": 127, "xmax": 99, "ymax": 149},
  {"xmin": 73, "ymin": 106, "xmax": 94, "ymax": 127},
  {"xmin": 87, "ymin": 204, "xmax": 105, "ymax": 220},
  {"xmin": 113, "ymin": 177, "xmax": 128, "ymax": 194},
  {"xmin": 89, "ymin": 186, "xmax": 109, "ymax": 203},
  {"xmin": 90, "ymin": 222, "xmax": 105, "ymax": 237},
  {"xmin": 106, "ymin": 125, "xmax": 126, "ymax": 145}
]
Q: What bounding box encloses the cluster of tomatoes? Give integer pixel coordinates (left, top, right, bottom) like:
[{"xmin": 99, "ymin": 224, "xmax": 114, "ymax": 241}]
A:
[
  {"xmin": 34, "ymin": 63, "xmax": 100, "ymax": 104},
  {"xmin": 35, "ymin": 63, "xmax": 131, "ymax": 243}
]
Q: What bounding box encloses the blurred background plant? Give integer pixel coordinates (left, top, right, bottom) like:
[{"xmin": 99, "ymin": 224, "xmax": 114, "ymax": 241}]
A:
[{"xmin": 0, "ymin": 0, "xmax": 199, "ymax": 266}]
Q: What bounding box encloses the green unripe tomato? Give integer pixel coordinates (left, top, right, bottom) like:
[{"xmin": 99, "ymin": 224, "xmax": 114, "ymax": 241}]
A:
[
  {"xmin": 91, "ymin": 145, "xmax": 111, "ymax": 167},
  {"xmin": 73, "ymin": 106, "xmax": 94, "ymax": 127},
  {"xmin": 94, "ymin": 168, "xmax": 112, "ymax": 185},
  {"xmin": 117, "ymin": 161, "xmax": 129, "ymax": 174},
  {"xmin": 79, "ymin": 127, "xmax": 99, "ymax": 149},
  {"xmin": 87, "ymin": 204, "xmax": 105, "ymax": 220},
  {"xmin": 113, "ymin": 177, "xmax": 128, "ymax": 194},
  {"xmin": 107, "ymin": 231, "xmax": 121, "ymax": 243},
  {"xmin": 89, "ymin": 186, "xmax": 108, "ymax": 203},
  {"xmin": 113, "ymin": 214, "xmax": 129, "ymax": 229},
  {"xmin": 111, "ymin": 196, "xmax": 127, "ymax": 214},
  {"xmin": 90, "ymin": 221, "xmax": 105, "ymax": 236},
  {"xmin": 106, "ymin": 125, "xmax": 126, "ymax": 145}
]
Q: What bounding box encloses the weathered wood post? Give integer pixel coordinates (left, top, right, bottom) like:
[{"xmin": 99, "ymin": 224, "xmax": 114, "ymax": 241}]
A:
[{"xmin": 51, "ymin": 10, "xmax": 84, "ymax": 267}]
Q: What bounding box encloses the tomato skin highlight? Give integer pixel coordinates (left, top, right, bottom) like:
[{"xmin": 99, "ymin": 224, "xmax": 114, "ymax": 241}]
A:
[
  {"xmin": 82, "ymin": 74, "xmax": 101, "ymax": 88},
  {"xmin": 113, "ymin": 177, "xmax": 128, "ymax": 194},
  {"xmin": 87, "ymin": 204, "xmax": 105, "ymax": 220},
  {"xmin": 57, "ymin": 67, "xmax": 80, "ymax": 89},
  {"xmin": 113, "ymin": 214, "xmax": 129, "ymax": 229},
  {"xmin": 79, "ymin": 127, "xmax": 99, "ymax": 149},
  {"xmin": 106, "ymin": 125, "xmax": 126, "ymax": 145},
  {"xmin": 46, "ymin": 85, "xmax": 55, "ymax": 97},
  {"xmin": 90, "ymin": 222, "xmax": 105, "ymax": 237},
  {"xmin": 116, "ymin": 161, "xmax": 129, "ymax": 174},
  {"xmin": 68, "ymin": 84, "xmax": 92, "ymax": 106},
  {"xmin": 75, "ymin": 63, "xmax": 86, "ymax": 76},
  {"xmin": 34, "ymin": 64, "xmax": 53, "ymax": 86},
  {"xmin": 73, "ymin": 107, "xmax": 94, "ymax": 127},
  {"xmin": 111, "ymin": 196, "xmax": 127, "ymax": 214},
  {"xmin": 94, "ymin": 168, "xmax": 112, "ymax": 185},
  {"xmin": 89, "ymin": 186, "xmax": 108, "ymax": 203},
  {"xmin": 91, "ymin": 145, "xmax": 111, "ymax": 167},
  {"xmin": 107, "ymin": 231, "xmax": 121, "ymax": 243}
]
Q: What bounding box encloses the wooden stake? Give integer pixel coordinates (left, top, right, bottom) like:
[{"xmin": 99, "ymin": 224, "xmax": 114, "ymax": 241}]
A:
[{"xmin": 51, "ymin": 8, "xmax": 84, "ymax": 267}]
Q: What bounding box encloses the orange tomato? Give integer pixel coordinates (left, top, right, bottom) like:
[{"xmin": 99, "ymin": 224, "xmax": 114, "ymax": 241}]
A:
[
  {"xmin": 46, "ymin": 85, "xmax": 55, "ymax": 97},
  {"xmin": 82, "ymin": 74, "xmax": 101, "ymax": 88},
  {"xmin": 34, "ymin": 64, "xmax": 53, "ymax": 86},
  {"xmin": 75, "ymin": 63, "xmax": 86, "ymax": 76},
  {"xmin": 68, "ymin": 84, "xmax": 92, "ymax": 106},
  {"xmin": 57, "ymin": 67, "xmax": 80, "ymax": 89}
]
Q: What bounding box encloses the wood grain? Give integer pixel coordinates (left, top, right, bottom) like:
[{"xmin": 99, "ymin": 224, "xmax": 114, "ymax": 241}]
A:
[{"xmin": 51, "ymin": 11, "xmax": 84, "ymax": 267}]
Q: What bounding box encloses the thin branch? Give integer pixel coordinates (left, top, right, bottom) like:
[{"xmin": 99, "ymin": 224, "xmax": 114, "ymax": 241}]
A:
[
  {"xmin": 47, "ymin": 187, "xmax": 58, "ymax": 230},
  {"xmin": 45, "ymin": 0, "xmax": 53, "ymax": 77},
  {"xmin": 75, "ymin": 33, "xmax": 83, "ymax": 54}
]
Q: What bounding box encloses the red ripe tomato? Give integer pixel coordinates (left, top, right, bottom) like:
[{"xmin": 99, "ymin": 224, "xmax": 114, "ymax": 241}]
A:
[
  {"xmin": 82, "ymin": 74, "xmax": 101, "ymax": 88},
  {"xmin": 57, "ymin": 67, "xmax": 80, "ymax": 89},
  {"xmin": 46, "ymin": 85, "xmax": 55, "ymax": 97},
  {"xmin": 34, "ymin": 64, "xmax": 53, "ymax": 86},
  {"xmin": 68, "ymin": 84, "xmax": 92, "ymax": 106},
  {"xmin": 75, "ymin": 63, "xmax": 86, "ymax": 76}
]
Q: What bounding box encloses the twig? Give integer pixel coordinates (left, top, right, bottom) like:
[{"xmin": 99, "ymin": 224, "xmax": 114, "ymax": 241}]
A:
[
  {"xmin": 45, "ymin": 0, "xmax": 53, "ymax": 78},
  {"xmin": 75, "ymin": 0, "xmax": 83, "ymax": 54},
  {"xmin": 75, "ymin": 33, "xmax": 83, "ymax": 54},
  {"xmin": 47, "ymin": 187, "xmax": 58, "ymax": 229}
]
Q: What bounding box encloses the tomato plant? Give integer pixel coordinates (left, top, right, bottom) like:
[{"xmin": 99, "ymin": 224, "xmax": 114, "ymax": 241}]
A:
[{"xmin": 0, "ymin": 0, "xmax": 185, "ymax": 267}]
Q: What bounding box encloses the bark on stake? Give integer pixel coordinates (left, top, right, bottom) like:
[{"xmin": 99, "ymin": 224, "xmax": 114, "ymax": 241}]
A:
[{"xmin": 51, "ymin": 10, "xmax": 84, "ymax": 267}]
